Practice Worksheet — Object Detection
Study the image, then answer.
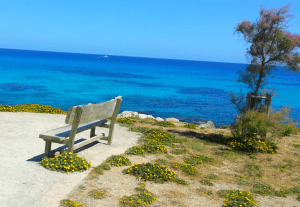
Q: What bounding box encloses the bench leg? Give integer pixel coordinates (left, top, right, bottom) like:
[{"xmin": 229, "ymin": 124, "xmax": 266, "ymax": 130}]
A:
[
  {"xmin": 90, "ymin": 127, "xmax": 96, "ymax": 138},
  {"xmin": 44, "ymin": 141, "xmax": 52, "ymax": 158}
]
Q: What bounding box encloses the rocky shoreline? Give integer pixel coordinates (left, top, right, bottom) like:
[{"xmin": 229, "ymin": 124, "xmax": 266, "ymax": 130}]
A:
[{"xmin": 117, "ymin": 111, "xmax": 216, "ymax": 129}]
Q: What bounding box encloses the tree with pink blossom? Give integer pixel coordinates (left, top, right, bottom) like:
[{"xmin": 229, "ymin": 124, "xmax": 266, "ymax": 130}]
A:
[{"xmin": 230, "ymin": 3, "xmax": 300, "ymax": 113}]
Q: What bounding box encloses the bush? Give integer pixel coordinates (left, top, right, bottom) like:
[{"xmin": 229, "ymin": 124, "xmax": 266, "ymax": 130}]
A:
[
  {"xmin": 0, "ymin": 103, "xmax": 66, "ymax": 114},
  {"xmin": 39, "ymin": 152, "xmax": 91, "ymax": 173},
  {"xmin": 117, "ymin": 117, "xmax": 137, "ymax": 124},
  {"xmin": 153, "ymin": 121, "xmax": 176, "ymax": 127},
  {"xmin": 182, "ymin": 123, "xmax": 198, "ymax": 129},
  {"xmin": 231, "ymin": 107, "xmax": 299, "ymax": 142},
  {"xmin": 122, "ymin": 162, "xmax": 186, "ymax": 184}
]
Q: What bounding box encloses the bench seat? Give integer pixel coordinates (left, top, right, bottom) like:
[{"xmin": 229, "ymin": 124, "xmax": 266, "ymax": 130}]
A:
[
  {"xmin": 39, "ymin": 119, "xmax": 108, "ymax": 143},
  {"xmin": 39, "ymin": 96, "xmax": 122, "ymax": 158}
]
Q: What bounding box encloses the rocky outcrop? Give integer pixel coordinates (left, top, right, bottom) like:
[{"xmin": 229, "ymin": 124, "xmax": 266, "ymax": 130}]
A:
[
  {"xmin": 117, "ymin": 111, "xmax": 138, "ymax": 118},
  {"xmin": 165, "ymin": 118, "xmax": 180, "ymax": 123},
  {"xmin": 117, "ymin": 111, "xmax": 178, "ymax": 122},
  {"xmin": 155, "ymin": 117, "xmax": 164, "ymax": 122},
  {"xmin": 199, "ymin": 120, "xmax": 215, "ymax": 129},
  {"xmin": 138, "ymin": 114, "xmax": 154, "ymax": 119},
  {"xmin": 117, "ymin": 111, "xmax": 216, "ymax": 128}
]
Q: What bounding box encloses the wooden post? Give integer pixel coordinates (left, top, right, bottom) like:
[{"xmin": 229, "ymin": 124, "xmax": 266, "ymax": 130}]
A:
[
  {"xmin": 265, "ymin": 94, "xmax": 271, "ymax": 117},
  {"xmin": 245, "ymin": 93, "xmax": 251, "ymax": 112},
  {"xmin": 67, "ymin": 107, "xmax": 82, "ymax": 153},
  {"xmin": 44, "ymin": 141, "xmax": 52, "ymax": 158},
  {"xmin": 107, "ymin": 97, "xmax": 122, "ymax": 145},
  {"xmin": 90, "ymin": 127, "xmax": 96, "ymax": 138}
]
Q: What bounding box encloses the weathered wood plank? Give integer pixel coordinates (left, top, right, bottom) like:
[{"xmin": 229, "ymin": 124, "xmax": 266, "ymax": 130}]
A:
[
  {"xmin": 39, "ymin": 119, "xmax": 107, "ymax": 138},
  {"xmin": 41, "ymin": 136, "xmax": 68, "ymax": 144},
  {"xmin": 73, "ymin": 134, "xmax": 106, "ymax": 150},
  {"xmin": 90, "ymin": 127, "xmax": 96, "ymax": 138},
  {"xmin": 67, "ymin": 107, "xmax": 82, "ymax": 153},
  {"xmin": 108, "ymin": 97, "xmax": 122, "ymax": 145},
  {"xmin": 44, "ymin": 141, "xmax": 52, "ymax": 158},
  {"xmin": 65, "ymin": 98, "xmax": 118, "ymax": 124}
]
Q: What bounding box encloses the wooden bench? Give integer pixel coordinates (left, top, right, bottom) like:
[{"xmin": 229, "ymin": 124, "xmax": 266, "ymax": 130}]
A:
[{"xmin": 39, "ymin": 96, "xmax": 122, "ymax": 158}]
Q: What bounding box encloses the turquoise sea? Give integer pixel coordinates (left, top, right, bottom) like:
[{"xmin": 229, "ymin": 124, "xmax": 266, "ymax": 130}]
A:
[{"xmin": 0, "ymin": 48, "xmax": 299, "ymax": 128}]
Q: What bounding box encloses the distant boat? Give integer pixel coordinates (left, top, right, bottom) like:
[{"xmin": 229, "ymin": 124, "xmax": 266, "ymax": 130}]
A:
[{"xmin": 96, "ymin": 55, "xmax": 109, "ymax": 59}]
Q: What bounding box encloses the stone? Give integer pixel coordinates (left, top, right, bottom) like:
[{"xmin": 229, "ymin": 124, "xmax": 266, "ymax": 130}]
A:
[
  {"xmin": 138, "ymin": 114, "xmax": 148, "ymax": 119},
  {"xmin": 199, "ymin": 121, "xmax": 215, "ymax": 129},
  {"xmin": 117, "ymin": 111, "xmax": 134, "ymax": 118},
  {"xmin": 155, "ymin": 117, "xmax": 164, "ymax": 122},
  {"xmin": 138, "ymin": 114, "xmax": 154, "ymax": 119},
  {"xmin": 165, "ymin": 118, "xmax": 180, "ymax": 123},
  {"xmin": 206, "ymin": 121, "xmax": 215, "ymax": 129},
  {"xmin": 132, "ymin": 112, "xmax": 139, "ymax": 117}
]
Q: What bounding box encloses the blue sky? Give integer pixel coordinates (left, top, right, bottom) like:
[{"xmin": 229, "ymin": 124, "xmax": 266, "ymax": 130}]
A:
[{"xmin": 0, "ymin": 0, "xmax": 299, "ymax": 64}]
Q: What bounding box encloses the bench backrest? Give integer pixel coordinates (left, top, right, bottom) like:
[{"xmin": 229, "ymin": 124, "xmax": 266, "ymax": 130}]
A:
[{"xmin": 65, "ymin": 96, "xmax": 122, "ymax": 124}]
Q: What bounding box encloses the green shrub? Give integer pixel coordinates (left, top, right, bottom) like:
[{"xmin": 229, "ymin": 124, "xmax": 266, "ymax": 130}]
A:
[
  {"xmin": 143, "ymin": 128, "xmax": 184, "ymax": 143},
  {"xmin": 184, "ymin": 155, "xmax": 214, "ymax": 166},
  {"xmin": 231, "ymin": 107, "xmax": 299, "ymax": 142},
  {"xmin": 125, "ymin": 145, "xmax": 145, "ymax": 155},
  {"xmin": 94, "ymin": 163, "xmax": 111, "ymax": 174},
  {"xmin": 218, "ymin": 190, "xmax": 257, "ymax": 207},
  {"xmin": 153, "ymin": 121, "xmax": 176, "ymax": 127},
  {"xmin": 117, "ymin": 117, "xmax": 137, "ymax": 124},
  {"xmin": 172, "ymin": 148, "xmax": 188, "ymax": 154},
  {"xmin": 38, "ymin": 152, "xmax": 91, "ymax": 173},
  {"xmin": 220, "ymin": 125, "xmax": 231, "ymax": 129},
  {"xmin": 171, "ymin": 162, "xmax": 198, "ymax": 175},
  {"xmin": 119, "ymin": 183, "xmax": 156, "ymax": 206},
  {"xmin": 60, "ymin": 199, "xmax": 84, "ymax": 207},
  {"xmin": 0, "ymin": 103, "xmax": 66, "ymax": 114},
  {"xmin": 182, "ymin": 123, "xmax": 197, "ymax": 129},
  {"xmin": 104, "ymin": 154, "xmax": 132, "ymax": 167},
  {"xmin": 143, "ymin": 141, "xmax": 168, "ymax": 154},
  {"xmin": 122, "ymin": 162, "xmax": 186, "ymax": 184},
  {"xmin": 88, "ymin": 190, "xmax": 105, "ymax": 199}
]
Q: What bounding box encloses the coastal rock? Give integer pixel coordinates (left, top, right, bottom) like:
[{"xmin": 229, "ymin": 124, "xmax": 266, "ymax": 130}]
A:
[
  {"xmin": 138, "ymin": 114, "xmax": 154, "ymax": 119},
  {"xmin": 199, "ymin": 121, "xmax": 215, "ymax": 129},
  {"xmin": 117, "ymin": 111, "xmax": 135, "ymax": 118},
  {"xmin": 165, "ymin": 118, "xmax": 180, "ymax": 123},
  {"xmin": 155, "ymin": 117, "xmax": 164, "ymax": 122},
  {"xmin": 132, "ymin": 112, "xmax": 139, "ymax": 117}
]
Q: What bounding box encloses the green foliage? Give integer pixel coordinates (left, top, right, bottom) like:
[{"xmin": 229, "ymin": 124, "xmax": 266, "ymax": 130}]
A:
[
  {"xmin": 143, "ymin": 128, "xmax": 184, "ymax": 143},
  {"xmin": 38, "ymin": 152, "xmax": 91, "ymax": 173},
  {"xmin": 60, "ymin": 199, "xmax": 84, "ymax": 207},
  {"xmin": 220, "ymin": 125, "xmax": 231, "ymax": 129},
  {"xmin": 0, "ymin": 103, "xmax": 66, "ymax": 114},
  {"xmin": 231, "ymin": 107, "xmax": 299, "ymax": 142},
  {"xmin": 171, "ymin": 148, "xmax": 188, "ymax": 155},
  {"xmin": 94, "ymin": 163, "xmax": 111, "ymax": 175},
  {"xmin": 125, "ymin": 145, "xmax": 146, "ymax": 155},
  {"xmin": 218, "ymin": 190, "xmax": 257, "ymax": 207},
  {"xmin": 204, "ymin": 173, "xmax": 218, "ymax": 180},
  {"xmin": 104, "ymin": 154, "xmax": 132, "ymax": 167},
  {"xmin": 119, "ymin": 183, "xmax": 156, "ymax": 206},
  {"xmin": 153, "ymin": 121, "xmax": 176, "ymax": 127},
  {"xmin": 182, "ymin": 123, "xmax": 197, "ymax": 129},
  {"xmin": 117, "ymin": 117, "xmax": 137, "ymax": 124},
  {"xmin": 184, "ymin": 155, "xmax": 214, "ymax": 166},
  {"xmin": 142, "ymin": 141, "xmax": 168, "ymax": 154},
  {"xmin": 122, "ymin": 162, "xmax": 186, "ymax": 184},
  {"xmin": 170, "ymin": 162, "xmax": 198, "ymax": 175},
  {"xmin": 201, "ymin": 179, "xmax": 214, "ymax": 186},
  {"xmin": 88, "ymin": 190, "xmax": 105, "ymax": 199}
]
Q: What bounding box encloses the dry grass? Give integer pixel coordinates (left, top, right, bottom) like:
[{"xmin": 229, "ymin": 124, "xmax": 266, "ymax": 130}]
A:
[{"xmin": 62, "ymin": 118, "xmax": 300, "ymax": 207}]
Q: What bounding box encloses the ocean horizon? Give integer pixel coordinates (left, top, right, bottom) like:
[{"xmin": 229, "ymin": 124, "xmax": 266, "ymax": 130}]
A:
[{"xmin": 1, "ymin": 48, "xmax": 299, "ymax": 128}]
